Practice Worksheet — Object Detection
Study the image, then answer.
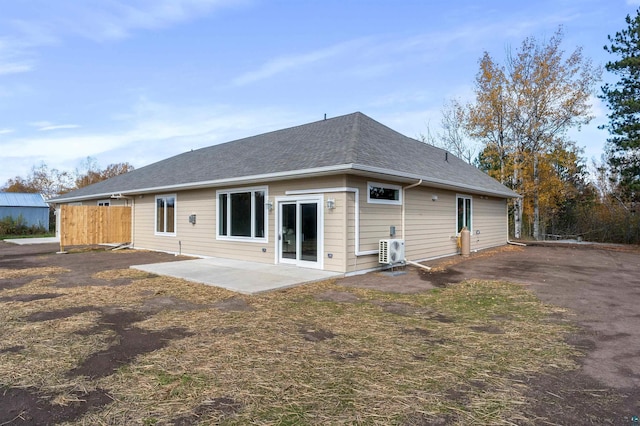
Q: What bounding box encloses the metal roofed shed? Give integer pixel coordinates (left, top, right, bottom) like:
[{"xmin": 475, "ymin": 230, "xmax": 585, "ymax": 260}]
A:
[{"xmin": 0, "ymin": 193, "xmax": 50, "ymax": 231}]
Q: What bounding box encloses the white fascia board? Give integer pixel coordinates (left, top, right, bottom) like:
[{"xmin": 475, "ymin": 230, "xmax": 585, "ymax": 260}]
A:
[
  {"xmin": 49, "ymin": 164, "xmax": 355, "ymax": 203},
  {"xmin": 350, "ymin": 164, "xmax": 521, "ymax": 199},
  {"xmin": 49, "ymin": 162, "xmax": 519, "ymax": 203}
]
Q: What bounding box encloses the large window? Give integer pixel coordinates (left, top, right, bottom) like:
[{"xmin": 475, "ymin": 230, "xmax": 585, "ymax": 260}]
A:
[
  {"xmin": 156, "ymin": 195, "xmax": 176, "ymax": 235},
  {"xmin": 217, "ymin": 187, "xmax": 267, "ymax": 241},
  {"xmin": 367, "ymin": 181, "xmax": 402, "ymax": 205},
  {"xmin": 457, "ymin": 195, "xmax": 472, "ymax": 234}
]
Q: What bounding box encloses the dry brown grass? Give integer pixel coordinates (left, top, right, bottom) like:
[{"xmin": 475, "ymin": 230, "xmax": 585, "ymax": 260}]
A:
[
  {"xmin": 92, "ymin": 268, "xmax": 157, "ymax": 280},
  {"xmin": 0, "ymin": 266, "xmax": 69, "ymax": 279},
  {"xmin": 0, "ymin": 264, "xmax": 577, "ymax": 425}
]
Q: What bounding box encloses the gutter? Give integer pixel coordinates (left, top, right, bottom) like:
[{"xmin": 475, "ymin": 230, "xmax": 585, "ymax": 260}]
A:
[{"xmin": 49, "ymin": 163, "xmax": 520, "ymax": 204}]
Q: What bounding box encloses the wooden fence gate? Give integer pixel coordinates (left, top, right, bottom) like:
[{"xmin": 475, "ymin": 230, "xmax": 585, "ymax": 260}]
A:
[{"xmin": 59, "ymin": 205, "xmax": 132, "ymax": 251}]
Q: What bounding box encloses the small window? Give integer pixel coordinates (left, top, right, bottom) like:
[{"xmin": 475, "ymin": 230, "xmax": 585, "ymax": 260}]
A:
[
  {"xmin": 155, "ymin": 194, "xmax": 176, "ymax": 236},
  {"xmin": 217, "ymin": 187, "xmax": 267, "ymax": 241},
  {"xmin": 367, "ymin": 182, "xmax": 402, "ymax": 205},
  {"xmin": 97, "ymin": 200, "xmax": 110, "ymax": 206},
  {"xmin": 456, "ymin": 195, "xmax": 472, "ymax": 234}
]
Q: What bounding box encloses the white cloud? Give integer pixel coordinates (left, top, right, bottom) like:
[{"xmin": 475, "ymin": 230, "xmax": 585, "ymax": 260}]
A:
[
  {"xmin": 28, "ymin": 121, "xmax": 80, "ymax": 131},
  {"xmin": 55, "ymin": 0, "xmax": 248, "ymax": 42},
  {"xmin": 0, "ymin": 62, "xmax": 32, "ymax": 75},
  {"xmin": 0, "ymin": 0, "xmax": 246, "ymax": 78},
  {"xmin": 0, "ymin": 100, "xmax": 304, "ymax": 184},
  {"xmin": 39, "ymin": 124, "xmax": 81, "ymax": 131},
  {"xmin": 0, "ymin": 128, "xmax": 14, "ymax": 135},
  {"xmin": 233, "ymin": 38, "xmax": 369, "ymax": 86}
]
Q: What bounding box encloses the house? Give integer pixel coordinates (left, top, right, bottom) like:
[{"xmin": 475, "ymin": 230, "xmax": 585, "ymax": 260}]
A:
[
  {"xmin": 0, "ymin": 192, "xmax": 50, "ymax": 231},
  {"xmin": 48, "ymin": 112, "xmax": 518, "ymax": 275}
]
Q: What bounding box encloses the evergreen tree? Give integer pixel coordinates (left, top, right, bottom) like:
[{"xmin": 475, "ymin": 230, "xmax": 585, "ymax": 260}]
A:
[{"xmin": 601, "ymin": 9, "xmax": 640, "ymax": 203}]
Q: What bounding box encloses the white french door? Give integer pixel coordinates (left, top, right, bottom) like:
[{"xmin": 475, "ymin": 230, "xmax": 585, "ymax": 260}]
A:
[{"xmin": 277, "ymin": 197, "xmax": 322, "ymax": 269}]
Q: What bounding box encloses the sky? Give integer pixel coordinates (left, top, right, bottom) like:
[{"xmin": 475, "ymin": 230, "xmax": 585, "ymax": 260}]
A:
[{"xmin": 0, "ymin": 0, "xmax": 639, "ymax": 186}]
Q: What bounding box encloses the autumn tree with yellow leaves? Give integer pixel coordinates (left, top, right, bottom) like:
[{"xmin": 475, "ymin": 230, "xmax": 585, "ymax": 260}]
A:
[{"xmin": 467, "ymin": 28, "xmax": 601, "ymax": 240}]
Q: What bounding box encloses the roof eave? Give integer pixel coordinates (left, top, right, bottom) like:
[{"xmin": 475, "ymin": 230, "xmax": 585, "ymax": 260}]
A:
[
  {"xmin": 349, "ymin": 164, "xmax": 521, "ymax": 198},
  {"xmin": 48, "ymin": 162, "xmax": 519, "ymax": 204},
  {"xmin": 48, "ymin": 164, "xmax": 355, "ymax": 203}
]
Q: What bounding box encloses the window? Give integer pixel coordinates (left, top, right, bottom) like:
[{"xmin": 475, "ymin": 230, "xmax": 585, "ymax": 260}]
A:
[
  {"xmin": 217, "ymin": 187, "xmax": 267, "ymax": 241},
  {"xmin": 97, "ymin": 200, "xmax": 110, "ymax": 206},
  {"xmin": 155, "ymin": 195, "xmax": 176, "ymax": 235},
  {"xmin": 456, "ymin": 195, "xmax": 472, "ymax": 234},
  {"xmin": 367, "ymin": 182, "xmax": 402, "ymax": 205}
]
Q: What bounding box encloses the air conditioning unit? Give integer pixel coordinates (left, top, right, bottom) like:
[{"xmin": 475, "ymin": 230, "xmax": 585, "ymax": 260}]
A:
[{"xmin": 379, "ymin": 239, "xmax": 405, "ymax": 264}]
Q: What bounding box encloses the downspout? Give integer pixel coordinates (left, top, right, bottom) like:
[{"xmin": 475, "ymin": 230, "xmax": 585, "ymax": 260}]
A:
[
  {"xmin": 401, "ymin": 179, "xmax": 422, "ymax": 241},
  {"xmin": 401, "ymin": 179, "xmax": 432, "ymax": 271}
]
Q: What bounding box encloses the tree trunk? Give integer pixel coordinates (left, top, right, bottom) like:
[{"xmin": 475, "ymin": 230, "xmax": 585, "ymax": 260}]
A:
[
  {"xmin": 533, "ymin": 154, "xmax": 540, "ymax": 240},
  {"xmin": 513, "ymin": 164, "xmax": 522, "ymax": 239}
]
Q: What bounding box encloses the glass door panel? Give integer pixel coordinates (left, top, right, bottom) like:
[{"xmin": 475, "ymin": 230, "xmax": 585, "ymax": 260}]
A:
[
  {"xmin": 300, "ymin": 203, "xmax": 318, "ymax": 262},
  {"xmin": 281, "ymin": 203, "xmax": 297, "ymax": 260}
]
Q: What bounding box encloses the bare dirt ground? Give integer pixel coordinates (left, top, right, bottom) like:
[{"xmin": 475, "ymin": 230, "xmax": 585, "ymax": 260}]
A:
[
  {"xmin": 341, "ymin": 242, "xmax": 640, "ymax": 423},
  {"xmin": 1, "ymin": 241, "xmax": 640, "ymax": 424}
]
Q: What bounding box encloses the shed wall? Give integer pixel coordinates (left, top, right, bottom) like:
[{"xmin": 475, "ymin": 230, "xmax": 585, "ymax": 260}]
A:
[{"xmin": 0, "ymin": 207, "xmax": 49, "ymax": 230}]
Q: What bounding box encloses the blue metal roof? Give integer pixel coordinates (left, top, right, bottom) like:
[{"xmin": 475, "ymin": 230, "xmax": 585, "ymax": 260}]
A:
[{"xmin": 0, "ymin": 192, "xmax": 48, "ymax": 208}]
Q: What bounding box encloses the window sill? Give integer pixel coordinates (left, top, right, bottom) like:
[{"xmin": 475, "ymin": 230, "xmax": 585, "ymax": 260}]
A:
[
  {"xmin": 155, "ymin": 232, "xmax": 177, "ymax": 237},
  {"xmin": 217, "ymin": 236, "xmax": 268, "ymax": 243}
]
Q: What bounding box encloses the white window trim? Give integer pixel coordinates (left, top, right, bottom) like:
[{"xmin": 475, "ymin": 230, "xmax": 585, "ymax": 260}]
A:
[
  {"xmin": 97, "ymin": 200, "xmax": 110, "ymax": 206},
  {"xmin": 216, "ymin": 186, "xmax": 268, "ymax": 243},
  {"xmin": 456, "ymin": 194, "xmax": 473, "ymax": 235},
  {"xmin": 367, "ymin": 181, "xmax": 402, "ymax": 205},
  {"xmin": 155, "ymin": 194, "xmax": 177, "ymax": 237}
]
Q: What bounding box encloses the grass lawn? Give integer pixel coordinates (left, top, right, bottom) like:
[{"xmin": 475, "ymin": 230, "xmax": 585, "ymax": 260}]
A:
[{"xmin": 0, "ymin": 266, "xmax": 578, "ymax": 425}]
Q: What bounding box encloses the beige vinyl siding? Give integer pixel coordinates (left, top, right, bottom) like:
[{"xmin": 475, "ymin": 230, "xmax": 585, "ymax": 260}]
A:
[
  {"xmin": 132, "ymin": 175, "xmax": 349, "ymax": 272},
  {"xmin": 134, "ymin": 188, "xmax": 272, "ymax": 262},
  {"xmin": 272, "ymin": 175, "xmax": 347, "ymax": 273},
  {"xmin": 75, "ymin": 199, "xmax": 130, "ymax": 206},
  {"xmin": 321, "ymin": 191, "xmax": 348, "ymax": 272},
  {"xmin": 404, "ymin": 188, "xmax": 459, "ymax": 261},
  {"xmin": 352, "ymin": 176, "xmax": 402, "ymax": 250},
  {"xmin": 344, "ymin": 176, "xmax": 402, "ymax": 272},
  {"xmin": 345, "ymin": 177, "xmax": 511, "ymax": 272},
  {"xmin": 469, "ymin": 196, "xmax": 508, "ymax": 250},
  {"xmin": 76, "ymin": 173, "xmax": 509, "ymax": 274},
  {"xmin": 345, "ymin": 191, "xmax": 360, "ymax": 273}
]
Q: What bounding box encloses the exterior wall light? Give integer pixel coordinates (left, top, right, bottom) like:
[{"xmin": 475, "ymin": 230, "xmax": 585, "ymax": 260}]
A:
[
  {"xmin": 326, "ymin": 198, "xmax": 336, "ymax": 209},
  {"xmin": 265, "ymin": 200, "xmax": 273, "ymax": 211},
  {"xmin": 432, "ymin": 195, "xmax": 438, "ymax": 201}
]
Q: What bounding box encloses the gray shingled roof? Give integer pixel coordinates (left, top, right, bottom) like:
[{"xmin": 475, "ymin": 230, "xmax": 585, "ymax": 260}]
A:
[{"xmin": 49, "ymin": 112, "xmax": 518, "ymax": 202}]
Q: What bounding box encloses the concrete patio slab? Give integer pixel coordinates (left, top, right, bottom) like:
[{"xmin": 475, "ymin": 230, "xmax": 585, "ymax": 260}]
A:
[
  {"xmin": 131, "ymin": 257, "xmax": 343, "ymax": 294},
  {"xmin": 3, "ymin": 237, "xmax": 59, "ymax": 245}
]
